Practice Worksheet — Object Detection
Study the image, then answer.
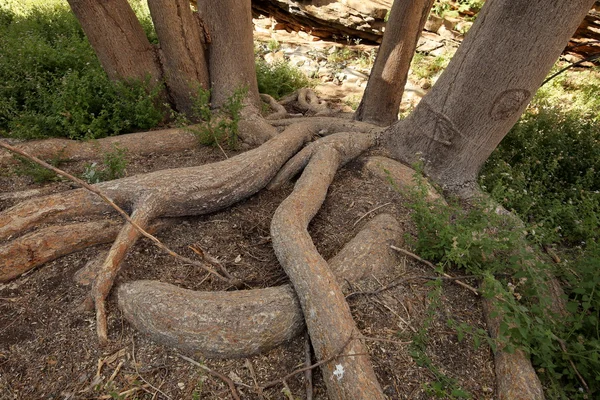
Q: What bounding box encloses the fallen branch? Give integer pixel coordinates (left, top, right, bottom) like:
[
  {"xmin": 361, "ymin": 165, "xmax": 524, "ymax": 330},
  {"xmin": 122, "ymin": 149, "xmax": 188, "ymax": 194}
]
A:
[
  {"xmin": 177, "ymin": 354, "xmax": 241, "ymax": 400},
  {"xmin": 0, "ymin": 141, "xmax": 235, "ymax": 285},
  {"xmin": 390, "ymin": 245, "xmax": 479, "ymax": 295}
]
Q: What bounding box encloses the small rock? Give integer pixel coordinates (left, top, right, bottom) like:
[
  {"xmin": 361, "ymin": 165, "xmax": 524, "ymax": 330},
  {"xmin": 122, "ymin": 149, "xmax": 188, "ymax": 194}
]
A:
[{"xmin": 177, "ymin": 382, "xmax": 185, "ymax": 390}]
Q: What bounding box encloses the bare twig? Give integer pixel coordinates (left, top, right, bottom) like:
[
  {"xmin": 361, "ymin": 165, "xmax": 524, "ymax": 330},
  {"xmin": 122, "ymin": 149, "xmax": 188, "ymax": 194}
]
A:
[
  {"xmin": 245, "ymin": 359, "xmax": 265, "ymax": 399},
  {"xmin": 352, "ymin": 202, "xmax": 392, "ymax": 227},
  {"xmin": 281, "ymin": 381, "xmax": 295, "ymax": 400},
  {"xmin": 261, "ymin": 335, "xmax": 357, "ymax": 390},
  {"xmin": 177, "ymin": 354, "xmax": 241, "ymax": 400},
  {"xmin": 131, "ymin": 338, "xmax": 172, "ymax": 400},
  {"xmin": 0, "ymin": 141, "xmax": 236, "ymax": 285},
  {"xmin": 559, "ymin": 339, "xmax": 590, "ymax": 394},
  {"xmin": 304, "ymin": 334, "xmax": 313, "ymax": 400},
  {"xmin": 390, "ymin": 245, "xmax": 480, "ymax": 295}
]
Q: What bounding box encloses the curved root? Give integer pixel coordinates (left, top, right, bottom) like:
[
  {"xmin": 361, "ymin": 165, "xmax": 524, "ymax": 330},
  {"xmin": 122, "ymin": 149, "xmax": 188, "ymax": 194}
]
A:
[
  {"xmin": 117, "ymin": 213, "xmax": 401, "ymax": 358},
  {"xmin": 260, "ymin": 93, "xmax": 288, "ymax": 120},
  {"xmin": 271, "ymin": 146, "xmax": 385, "ymax": 399}
]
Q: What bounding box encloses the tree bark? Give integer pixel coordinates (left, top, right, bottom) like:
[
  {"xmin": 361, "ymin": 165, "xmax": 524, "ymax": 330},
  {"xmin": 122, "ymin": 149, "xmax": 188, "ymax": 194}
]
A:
[
  {"xmin": 147, "ymin": 0, "xmax": 210, "ymax": 115},
  {"xmin": 197, "ymin": 0, "xmax": 261, "ymax": 109},
  {"xmin": 385, "ymin": 0, "xmax": 595, "ymax": 195},
  {"xmin": 271, "ymin": 146, "xmax": 385, "ymax": 399},
  {"xmin": 66, "ymin": 0, "xmax": 162, "ymax": 85},
  {"xmin": 354, "ymin": 0, "xmax": 434, "ymax": 126},
  {"xmin": 117, "ymin": 213, "xmax": 402, "ymax": 358}
]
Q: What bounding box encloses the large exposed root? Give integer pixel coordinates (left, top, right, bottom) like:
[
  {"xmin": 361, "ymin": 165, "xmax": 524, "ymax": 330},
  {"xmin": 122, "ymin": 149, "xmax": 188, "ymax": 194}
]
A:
[
  {"xmin": 0, "ymin": 220, "xmax": 120, "ymax": 283},
  {"xmin": 0, "ymin": 189, "xmax": 113, "ymax": 242},
  {"xmin": 1, "ymin": 119, "xmax": 381, "ymax": 347},
  {"xmin": 271, "ymin": 146, "xmax": 385, "ymax": 399},
  {"xmin": 92, "ymin": 197, "xmax": 157, "ymax": 345},
  {"xmin": 0, "ymin": 127, "xmax": 198, "ymax": 167},
  {"xmin": 117, "ymin": 213, "xmax": 402, "ymax": 358},
  {"xmin": 483, "ymin": 297, "xmax": 545, "ymax": 400},
  {"xmin": 268, "ymin": 131, "xmax": 379, "ymax": 190}
]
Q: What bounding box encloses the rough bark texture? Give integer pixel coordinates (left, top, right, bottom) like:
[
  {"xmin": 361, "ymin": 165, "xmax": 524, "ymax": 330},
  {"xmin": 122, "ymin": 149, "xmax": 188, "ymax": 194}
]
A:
[
  {"xmin": 354, "ymin": 0, "xmax": 434, "ymax": 126},
  {"xmin": 66, "ymin": 0, "xmax": 161, "ymax": 84},
  {"xmin": 197, "ymin": 0, "xmax": 261, "ymax": 109},
  {"xmin": 482, "ymin": 297, "xmax": 545, "ymax": 400},
  {"xmin": 385, "ymin": 0, "xmax": 595, "ymax": 194},
  {"xmin": 271, "ymin": 146, "xmax": 385, "ymax": 399},
  {"xmin": 0, "ymin": 127, "xmax": 198, "ymax": 167},
  {"xmin": 147, "ymin": 0, "xmax": 210, "ymax": 114},
  {"xmin": 118, "ymin": 213, "xmax": 401, "ymax": 358},
  {"xmin": 0, "ymin": 221, "xmax": 120, "ymax": 283}
]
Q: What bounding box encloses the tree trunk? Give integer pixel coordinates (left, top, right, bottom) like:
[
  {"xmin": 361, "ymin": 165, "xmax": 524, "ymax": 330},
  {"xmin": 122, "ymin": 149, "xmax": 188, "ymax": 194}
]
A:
[
  {"xmin": 66, "ymin": 0, "xmax": 162, "ymax": 85},
  {"xmin": 147, "ymin": 0, "xmax": 210, "ymax": 115},
  {"xmin": 385, "ymin": 0, "xmax": 595, "ymax": 195},
  {"xmin": 354, "ymin": 0, "xmax": 434, "ymax": 126},
  {"xmin": 197, "ymin": 0, "xmax": 261, "ymax": 109}
]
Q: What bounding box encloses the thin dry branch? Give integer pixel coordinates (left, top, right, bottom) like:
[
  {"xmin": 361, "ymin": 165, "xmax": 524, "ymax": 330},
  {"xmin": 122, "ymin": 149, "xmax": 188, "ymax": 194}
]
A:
[
  {"xmin": 0, "ymin": 141, "xmax": 237, "ymax": 285},
  {"xmin": 390, "ymin": 245, "xmax": 479, "ymax": 295},
  {"xmin": 177, "ymin": 354, "xmax": 241, "ymax": 400}
]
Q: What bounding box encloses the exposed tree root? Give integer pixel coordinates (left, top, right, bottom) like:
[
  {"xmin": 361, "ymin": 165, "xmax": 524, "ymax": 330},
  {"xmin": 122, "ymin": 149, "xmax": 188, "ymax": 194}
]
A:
[
  {"xmin": 117, "ymin": 213, "xmax": 402, "ymax": 358},
  {"xmin": 271, "ymin": 146, "xmax": 385, "ymax": 399},
  {"xmin": 483, "ymin": 297, "xmax": 545, "ymax": 400},
  {"xmin": 261, "ymin": 93, "xmax": 289, "ymax": 120},
  {"xmin": 1, "ymin": 119, "xmax": 382, "ymax": 347},
  {"xmin": 0, "ymin": 127, "xmax": 198, "ymax": 167},
  {"xmin": 0, "ymin": 220, "xmax": 120, "ymax": 283}
]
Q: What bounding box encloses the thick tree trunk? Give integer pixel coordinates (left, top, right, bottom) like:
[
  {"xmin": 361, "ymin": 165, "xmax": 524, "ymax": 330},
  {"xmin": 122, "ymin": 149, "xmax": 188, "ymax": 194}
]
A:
[
  {"xmin": 66, "ymin": 0, "xmax": 162, "ymax": 85},
  {"xmin": 197, "ymin": 0, "xmax": 261, "ymax": 109},
  {"xmin": 354, "ymin": 0, "xmax": 434, "ymax": 126},
  {"xmin": 147, "ymin": 0, "xmax": 210, "ymax": 115},
  {"xmin": 385, "ymin": 0, "xmax": 595, "ymax": 194}
]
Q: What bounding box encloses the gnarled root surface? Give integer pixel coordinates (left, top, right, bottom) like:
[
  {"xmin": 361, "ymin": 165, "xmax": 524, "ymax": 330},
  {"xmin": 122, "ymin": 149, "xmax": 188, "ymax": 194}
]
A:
[
  {"xmin": 0, "ymin": 118, "xmax": 380, "ymax": 347},
  {"xmin": 117, "ymin": 213, "xmax": 402, "ymax": 358},
  {"xmin": 271, "ymin": 145, "xmax": 386, "ymax": 399}
]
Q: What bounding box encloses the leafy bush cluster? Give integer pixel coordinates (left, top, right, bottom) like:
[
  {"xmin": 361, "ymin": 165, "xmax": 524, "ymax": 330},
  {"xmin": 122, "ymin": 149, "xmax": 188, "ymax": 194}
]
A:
[
  {"xmin": 256, "ymin": 59, "xmax": 312, "ymax": 100},
  {"xmin": 0, "ymin": 2, "xmax": 164, "ymax": 140},
  {"xmin": 481, "ymin": 108, "xmax": 600, "ymax": 246},
  {"xmin": 406, "ymin": 175, "xmax": 600, "ymax": 399}
]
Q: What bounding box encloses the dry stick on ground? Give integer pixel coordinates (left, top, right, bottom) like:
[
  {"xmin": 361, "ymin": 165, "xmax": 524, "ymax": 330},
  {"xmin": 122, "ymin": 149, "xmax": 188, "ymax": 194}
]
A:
[
  {"xmin": 304, "ymin": 334, "xmax": 313, "ymax": 400},
  {"xmin": 353, "ymin": 202, "xmax": 392, "ymax": 227},
  {"xmin": 177, "ymin": 354, "xmax": 241, "ymax": 400},
  {"xmin": 390, "ymin": 245, "xmax": 480, "ymax": 295},
  {"xmin": 0, "ymin": 142, "xmax": 234, "ymax": 285}
]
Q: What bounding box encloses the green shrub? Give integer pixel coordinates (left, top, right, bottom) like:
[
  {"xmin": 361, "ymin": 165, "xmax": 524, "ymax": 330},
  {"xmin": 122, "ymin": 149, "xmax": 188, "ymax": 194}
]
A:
[
  {"xmin": 480, "ymin": 107, "xmax": 600, "ymax": 246},
  {"xmin": 82, "ymin": 145, "xmax": 128, "ymax": 183},
  {"xmin": 0, "ymin": 2, "xmax": 163, "ymax": 140},
  {"xmin": 405, "ymin": 171, "xmax": 600, "ymax": 399},
  {"xmin": 256, "ymin": 60, "xmax": 312, "ymax": 99}
]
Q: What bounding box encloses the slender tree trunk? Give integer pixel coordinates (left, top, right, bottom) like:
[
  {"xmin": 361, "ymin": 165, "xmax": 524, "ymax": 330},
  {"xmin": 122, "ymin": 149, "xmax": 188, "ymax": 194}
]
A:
[
  {"xmin": 147, "ymin": 0, "xmax": 210, "ymax": 115},
  {"xmin": 385, "ymin": 0, "xmax": 595, "ymax": 195},
  {"xmin": 66, "ymin": 0, "xmax": 162, "ymax": 85},
  {"xmin": 354, "ymin": 0, "xmax": 434, "ymax": 126},
  {"xmin": 197, "ymin": 0, "xmax": 261, "ymax": 109}
]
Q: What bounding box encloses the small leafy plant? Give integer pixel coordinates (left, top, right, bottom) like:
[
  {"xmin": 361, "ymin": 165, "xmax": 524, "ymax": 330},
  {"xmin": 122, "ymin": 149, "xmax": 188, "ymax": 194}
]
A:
[{"xmin": 82, "ymin": 145, "xmax": 127, "ymax": 183}]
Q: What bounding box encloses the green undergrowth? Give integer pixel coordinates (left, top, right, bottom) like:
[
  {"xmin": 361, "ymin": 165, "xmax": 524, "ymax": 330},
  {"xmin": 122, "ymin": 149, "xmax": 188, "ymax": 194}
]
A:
[
  {"xmin": 480, "ymin": 69, "xmax": 600, "ymax": 247},
  {"xmin": 404, "ymin": 164, "xmax": 600, "ymax": 398},
  {"xmin": 172, "ymin": 86, "xmax": 246, "ymax": 150},
  {"xmin": 256, "ymin": 59, "xmax": 313, "ymax": 100},
  {"xmin": 0, "ymin": 1, "xmax": 164, "ymax": 140},
  {"xmin": 0, "ymin": 1, "xmax": 310, "ymax": 142}
]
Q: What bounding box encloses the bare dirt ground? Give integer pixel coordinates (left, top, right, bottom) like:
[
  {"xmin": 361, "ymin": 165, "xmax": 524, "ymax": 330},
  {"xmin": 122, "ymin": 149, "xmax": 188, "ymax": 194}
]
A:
[{"xmin": 0, "ymin": 139, "xmax": 496, "ymax": 399}]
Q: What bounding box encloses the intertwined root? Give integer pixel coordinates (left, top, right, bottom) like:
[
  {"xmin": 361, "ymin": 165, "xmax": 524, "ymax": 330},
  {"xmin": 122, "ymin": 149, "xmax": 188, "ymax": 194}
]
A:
[{"xmin": 1, "ymin": 119, "xmax": 380, "ymax": 348}]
